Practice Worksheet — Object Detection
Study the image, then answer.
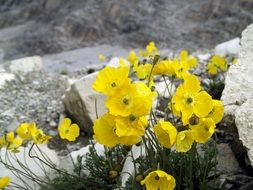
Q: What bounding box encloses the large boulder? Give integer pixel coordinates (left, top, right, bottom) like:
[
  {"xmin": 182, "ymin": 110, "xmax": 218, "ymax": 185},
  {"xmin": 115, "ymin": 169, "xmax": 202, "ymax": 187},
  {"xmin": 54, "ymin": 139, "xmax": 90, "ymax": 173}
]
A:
[
  {"xmin": 221, "ymin": 24, "xmax": 253, "ymax": 165},
  {"xmin": 62, "ymin": 72, "xmax": 107, "ymax": 134}
]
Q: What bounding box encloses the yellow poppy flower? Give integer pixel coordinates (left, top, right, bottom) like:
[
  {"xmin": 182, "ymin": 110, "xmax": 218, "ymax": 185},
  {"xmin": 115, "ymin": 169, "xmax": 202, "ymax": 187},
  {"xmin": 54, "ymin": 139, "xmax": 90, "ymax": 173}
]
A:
[
  {"xmin": 139, "ymin": 41, "xmax": 158, "ymax": 57},
  {"xmin": 141, "ymin": 170, "xmax": 176, "ymax": 190},
  {"xmin": 106, "ymin": 82, "xmax": 154, "ymax": 117},
  {"xmin": 93, "ymin": 113, "xmax": 119, "ymax": 147},
  {"xmin": 154, "ymin": 121, "xmax": 177, "ymax": 148},
  {"xmin": 212, "ymin": 55, "xmax": 227, "ymax": 71},
  {"xmin": 0, "ymin": 176, "xmax": 10, "ymax": 189},
  {"xmin": 146, "ymin": 41, "xmax": 158, "ymax": 55},
  {"xmin": 115, "ymin": 115, "xmax": 147, "ymax": 137},
  {"xmin": 128, "ymin": 50, "xmax": 139, "ymax": 66},
  {"xmin": 8, "ymin": 136, "xmax": 23, "ymax": 153},
  {"xmin": 168, "ymin": 101, "xmax": 181, "ymax": 117},
  {"xmin": 93, "ymin": 65, "xmax": 131, "ymax": 95},
  {"xmin": 0, "ymin": 132, "xmax": 23, "ymax": 153},
  {"xmin": 28, "ymin": 124, "xmax": 52, "ymax": 144},
  {"xmin": 207, "ymin": 55, "xmax": 227, "ymax": 74},
  {"xmin": 172, "ymin": 74, "xmax": 213, "ymax": 125},
  {"xmin": 173, "ymin": 58, "xmax": 190, "ymax": 79},
  {"xmin": 208, "ymin": 100, "xmax": 224, "ymax": 124},
  {"xmin": 207, "ymin": 62, "xmax": 218, "ymax": 74},
  {"xmin": 98, "ymin": 54, "xmax": 106, "ymax": 61},
  {"xmin": 190, "ymin": 118, "xmax": 215, "ymax": 143},
  {"xmin": 118, "ymin": 135, "xmax": 141, "ymax": 146},
  {"xmin": 131, "ymin": 82, "xmax": 155, "ymax": 116},
  {"xmin": 16, "ymin": 123, "xmax": 33, "ymax": 140},
  {"xmin": 180, "ymin": 50, "xmax": 198, "ymax": 68},
  {"xmin": 106, "ymin": 82, "xmax": 136, "ymax": 117},
  {"xmin": 93, "ymin": 113, "xmax": 141, "ymax": 147},
  {"xmin": 133, "ymin": 63, "xmax": 152, "ymax": 80},
  {"xmin": 176, "ymin": 130, "xmax": 194, "ymax": 152},
  {"xmin": 153, "ymin": 60, "xmax": 176, "ymax": 76},
  {"xmin": 58, "ymin": 118, "xmax": 80, "ymax": 142}
]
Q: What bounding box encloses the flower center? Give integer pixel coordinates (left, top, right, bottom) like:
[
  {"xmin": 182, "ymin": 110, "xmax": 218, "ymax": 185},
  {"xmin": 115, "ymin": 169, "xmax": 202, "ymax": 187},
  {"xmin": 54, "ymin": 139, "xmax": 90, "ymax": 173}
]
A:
[
  {"xmin": 155, "ymin": 175, "xmax": 160, "ymax": 180},
  {"xmin": 204, "ymin": 125, "xmax": 209, "ymax": 131},
  {"xmin": 186, "ymin": 97, "xmax": 193, "ymax": 104},
  {"xmin": 111, "ymin": 82, "xmax": 116, "ymax": 87},
  {"xmin": 129, "ymin": 115, "xmax": 136, "ymax": 121},
  {"xmin": 122, "ymin": 98, "xmax": 129, "ymax": 105}
]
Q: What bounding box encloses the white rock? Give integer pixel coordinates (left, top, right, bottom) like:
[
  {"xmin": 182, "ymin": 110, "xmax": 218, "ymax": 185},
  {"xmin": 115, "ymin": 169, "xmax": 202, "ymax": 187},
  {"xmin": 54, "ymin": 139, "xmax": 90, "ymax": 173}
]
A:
[
  {"xmin": 58, "ymin": 143, "xmax": 105, "ymax": 174},
  {"xmin": 221, "ymin": 24, "xmax": 253, "ymax": 164},
  {"xmin": 197, "ymin": 53, "xmax": 211, "ymax": 61},
  {"xmin": 235, "ymin": 99, "xmax": 253, "ymax": 164},
  {"xmin": 0, "ymin": 144, "xmax": 58, "ymax": 189},
  {"xmin": 120, "ymin": 145, "xmax": 146, "ymax": 187},
  {"xmin": 62, "ymin": 72, "xmax": 107, "ymax": 133},
  {"xmin": 214, "ymin": 38, "xmax": 240, "ymax": 57},
  {"xmin": 70, "ymin": 143, "xmax": 105, "ymax": 164},
  {"xmin": 107, "ymin": 57, "xmax": 130, "ymax": 68},
  {"xmin": 0, "ymin": 64, "xmax": 5, "ymax": 72},
  {"xmin": 155, "ymin": 79, "xmax": 175, "ymax": 98},
  {"xmin": 9, "ymin": 56, "xmax": 43, "ymax": 74},
  {"xmin": 0, "ymin": 73, "xmax": 15, "ymax": 89}
]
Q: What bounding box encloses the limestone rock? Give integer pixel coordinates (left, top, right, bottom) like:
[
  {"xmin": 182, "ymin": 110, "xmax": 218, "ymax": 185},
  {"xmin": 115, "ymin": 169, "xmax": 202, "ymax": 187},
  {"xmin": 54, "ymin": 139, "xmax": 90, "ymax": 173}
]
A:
[
  {"xmin": 9, "ymin": 56, "xmax": 43, "ymax": 74},
  {"xmin": 155, "ymin": 79, "xmax": 175, "ymax": 99},
  {"xmin": 215, "ymin": 38, "xmax": 240, "ymax": 57},
  {"xmin": 221, "ymin": 24, "xmax": 253, "ymax": 164},
  {"xmin": 235, "ymin": 99, "xmax": 253, "ymax": 165},
  {"xmin": 62, "ymin": 72, "xmax": 107, "ymax": 133}
]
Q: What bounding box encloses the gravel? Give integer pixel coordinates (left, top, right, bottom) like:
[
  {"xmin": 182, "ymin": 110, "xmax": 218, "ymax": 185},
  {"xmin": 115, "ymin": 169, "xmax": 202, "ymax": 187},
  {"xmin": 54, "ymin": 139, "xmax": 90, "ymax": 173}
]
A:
[{"xmin": 0, "ymin": 71, "xmax": 67, "ymax": 135}]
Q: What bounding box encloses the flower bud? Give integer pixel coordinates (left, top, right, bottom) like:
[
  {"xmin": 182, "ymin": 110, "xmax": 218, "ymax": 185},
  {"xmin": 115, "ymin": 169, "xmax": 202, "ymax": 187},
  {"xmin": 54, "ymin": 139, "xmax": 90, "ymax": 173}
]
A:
[
  {"xmin": 189, "ymin": 115, "xmax": 199, "ymax": 125},
  {"xmin": 135, "ymin": 174, "xmax": 144, "ymax": 182},
  {"xmin": 109, "ymin": 170, "xmax": 118, "ymax": 179}
]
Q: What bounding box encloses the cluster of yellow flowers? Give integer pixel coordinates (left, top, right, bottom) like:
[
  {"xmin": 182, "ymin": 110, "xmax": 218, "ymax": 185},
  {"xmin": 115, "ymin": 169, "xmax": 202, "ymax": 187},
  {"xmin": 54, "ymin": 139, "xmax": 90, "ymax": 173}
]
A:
[
  {"xmin": 0, "ymin": 118, "xmax": 80, "ymax": 154},
  {"xmin": 128, "ymin": 45, "xmax": 197, "ymax": 81},
  {"xmin": 0, "ymin": 123, "xmax": 51, "ymax": 153},
  {"xmin": 207, "ymin": 55, "xmax": 228, "ymax": 75},
  {"xmin": 0, "ymin": 118, "xmax": 80, "ymax": 189},
  {"xmin": 92, "ymin": 63, "xmax": 156, "ymax": 147},
  {"xmin": 93, "ymin": 42, "xmax": 225, "ymax": 190}
]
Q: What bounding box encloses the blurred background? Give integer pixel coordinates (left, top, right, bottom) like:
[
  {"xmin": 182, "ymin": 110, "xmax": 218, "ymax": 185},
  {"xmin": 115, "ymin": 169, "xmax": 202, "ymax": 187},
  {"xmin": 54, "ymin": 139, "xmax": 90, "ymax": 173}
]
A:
[{"xmin": 0, "ymin": 0, "xmax": 253, "ymax": 71}]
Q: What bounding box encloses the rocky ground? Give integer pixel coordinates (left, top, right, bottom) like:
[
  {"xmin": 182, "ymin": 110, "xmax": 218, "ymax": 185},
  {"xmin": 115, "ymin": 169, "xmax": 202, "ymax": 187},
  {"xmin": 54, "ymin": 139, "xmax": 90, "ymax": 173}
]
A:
[
  {"xmin": 0, "ymin": 0, "xmax": 253, "ymax": 62},
  {"xmin": 0, "ymin": 1, "xmax": 253, "ymax": 189}
]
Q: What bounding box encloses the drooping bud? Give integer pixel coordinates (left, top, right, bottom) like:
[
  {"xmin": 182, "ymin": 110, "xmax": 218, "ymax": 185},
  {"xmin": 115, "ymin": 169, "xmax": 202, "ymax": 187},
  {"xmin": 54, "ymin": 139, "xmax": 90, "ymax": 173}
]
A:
[
  {"xmin": 109, "ymin": 170, "xmax": 118, "ymax": 179},
  {"xmin": 189, "ymin": 115, "xmax": 199, "ymax": 125}
]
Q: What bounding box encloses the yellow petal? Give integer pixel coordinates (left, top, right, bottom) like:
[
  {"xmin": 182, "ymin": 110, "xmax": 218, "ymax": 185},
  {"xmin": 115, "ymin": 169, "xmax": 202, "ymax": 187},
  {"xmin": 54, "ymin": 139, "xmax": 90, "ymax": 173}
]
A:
[
  {"xmin": 180, "ymin": 50, "xmax": 188, "ymax": 61},
  {"xmin": 66, "ymin": 124, "xmax": 80, "ymax": 142},
  {"xmin": 93, "ymin": 66, "xmax": 130, "ymax": 95},
  {"xmin": 176, "ymin": 130, "xmax": 194, "ymax": 152},
  {"xmin": 141, "ymin": 170, "xmax": 176, "ymax": 190},
  {"xmin": 208, "ymin": 100, "xmax": 224, "ymax": 124},
  {"xmin": 194, "ymin": 91, "xmax": 213, "ymax": 118},
  {"xmin": 154, "ymin": 121, "xmax": 178, "ymax": 148},
  {"xmin": 190, "ymin": 118, "xmax": 215, "ymax": 143},
  {"xmin": 93, "ymin": 114, "xmax": 119, "ymax": 147},
  {"xmin": 183, "ymin": 74, "xmax": 201, "ymax": 95}
]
